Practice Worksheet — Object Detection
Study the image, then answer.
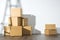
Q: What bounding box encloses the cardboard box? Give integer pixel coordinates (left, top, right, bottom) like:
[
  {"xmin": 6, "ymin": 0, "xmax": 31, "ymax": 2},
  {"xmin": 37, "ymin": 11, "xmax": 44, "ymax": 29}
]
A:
[
  {"xmin": 10, "ymin": 26, "xmax": 22, "ymax": 36},
  {"xmin": 45, "ymin": 29, "xmax": 57, "ymax": 35},
  {"xmin": 8, "ymin": 17, "xmax": 12, "ymax": 26},
  {"xmin": 22, "ymin": 18, "xmax": 28, "ymax": 26},
  {"xmin": 4, "ymin": 26, "xmax": 10, "ymax": 36},
  {"xmin": 22, "ymin": 26, "xmax": 32, "ymax": 36},
  {"xmin": 45, "ymin": 24, "xmax": 56, "ymax": 29},
  {"xmin": 11, "ymin": 8, "xmax": 22, "ymax": 17},
  {"xmin": 11, "ymin": 17, "xmax": 22, "ymax": 26}
]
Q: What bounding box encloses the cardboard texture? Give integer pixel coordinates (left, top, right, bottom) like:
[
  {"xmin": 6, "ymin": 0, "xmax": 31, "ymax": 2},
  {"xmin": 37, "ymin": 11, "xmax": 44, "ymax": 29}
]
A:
[
  {"xmin": 22, "ymin": 26, "xmax": 32, "ymax": 36},
  {"xmin": 11, "ymin": 17, "xmax": 22, "ymax": 26},
  {"xmin": 10, "ymin": 26, "xmax": 22, "ymax": 36},
  {"xmin": 45, "ymin": 29, "xmax": 57, "ymax": 35},
  {"xmin": 45, "ymin": 24, "xmax": 56, "ymax": 29},
  {"xmin": 8, "ymin": 17, "xmax": 12, "ymax": 26},
  {"xmin": 4, "ymin": 26, "xmax": 10, "ymax": 36},
  {"xmin": 11, "ymin": 8, "xmax": 22, "ymax": 17},
  {"xmin": 22, "ymin": 18, "xmax": 28, "ymax": 26}
]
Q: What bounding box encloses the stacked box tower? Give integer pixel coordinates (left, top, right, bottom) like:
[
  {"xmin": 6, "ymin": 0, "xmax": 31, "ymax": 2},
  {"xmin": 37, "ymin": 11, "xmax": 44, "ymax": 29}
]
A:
[{"xmin": 4, "ymin": 0, "xmax": 32, "ymax": 36}]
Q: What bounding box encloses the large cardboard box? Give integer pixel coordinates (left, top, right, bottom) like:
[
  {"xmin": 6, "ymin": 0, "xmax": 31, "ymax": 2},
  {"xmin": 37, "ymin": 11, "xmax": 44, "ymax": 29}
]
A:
[
  {"xmin": 22, "ymin": 18, "xmax": 28, "ymax": 26},
  {"xmin": 22, "ymin": 26, "xmax": 32, "ymax": 36},
  {"xmin": 45, "ymin": 24, "xmax": 56, "ymax": 29},
  {"xmin": 10, "ymin": 26, "xmax": 22, "ymax": 36},
  {"xmin": 8, "ymin": 17, "xmax": 12, "ymax": 26},
  {"xmin": 11, "ymin": 8, "xmax": 22, "ymax": 17},
  {"xmin": 11, "ymin": 17, "xmax": 22, "ymax": 26},
  {"xmin": 4, "ymin": 26, "xmax": 10, "ymax": 36},
  {"xmin": 45, "ymin": 29, "xmax": 57, "ymax": 35}
]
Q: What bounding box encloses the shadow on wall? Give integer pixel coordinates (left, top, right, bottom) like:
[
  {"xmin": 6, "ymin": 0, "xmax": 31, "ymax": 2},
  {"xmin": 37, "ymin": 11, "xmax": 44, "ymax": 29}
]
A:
[
  {"xmin": 23, "ymin": 14, "xmax": 41, "ymax": 35},
  {"xmin": 57, "ymin": 27, "xmax": 60, "ymax": 34}
]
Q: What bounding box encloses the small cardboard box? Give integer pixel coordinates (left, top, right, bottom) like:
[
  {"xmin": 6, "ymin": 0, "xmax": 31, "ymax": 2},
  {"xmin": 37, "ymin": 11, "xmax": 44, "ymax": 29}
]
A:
[
  {"xmin": 4, "ymin": 26, "xmax": 10, "ymax": 36},
  {"xmin": 11, "ymin": 8, "xmax": 22, "ymax": 17},
  {"xmin": 22, "ymin": 26, "xmax": 32, "ymax": 36},
  {"xmin": 45, "ymin": 29, "xmax": 57, "ymax": 35},
  {"xmin": 8, "ymin": 17, "xmax": 12, "ymax": 26},
  {"xmin": 10, "ymin": 26, "xmax": 22, "ymax": 36},
  {"xmin": 45, "ymin": 24, "xmax": 56, "ymax": 29},
  {"xmin": 11, "ymin": 17, "xmax": 22, "ymax": 26},
  {"xmin": 22, "ymin": 18, "xmax": 28, "ymax": 26}
]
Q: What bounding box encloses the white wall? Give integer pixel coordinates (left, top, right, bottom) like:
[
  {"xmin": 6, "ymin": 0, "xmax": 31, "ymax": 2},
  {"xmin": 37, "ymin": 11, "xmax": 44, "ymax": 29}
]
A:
[{"xmin": 0, "ymin": 0, "xmax": 60, "ymax": 34}]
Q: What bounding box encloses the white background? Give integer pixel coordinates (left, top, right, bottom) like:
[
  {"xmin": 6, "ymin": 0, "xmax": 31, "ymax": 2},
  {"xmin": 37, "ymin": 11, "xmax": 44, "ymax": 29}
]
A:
[{"xmin": 0, "ymin": 0, "xmax": 60, "ymax": 34}]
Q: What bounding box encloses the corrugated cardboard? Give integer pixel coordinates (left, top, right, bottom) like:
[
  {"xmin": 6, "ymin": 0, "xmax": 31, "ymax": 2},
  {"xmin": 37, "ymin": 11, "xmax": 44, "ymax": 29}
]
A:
[
  {"xmin": 10, "ymin": 26, "xmax": 22, "ymax": 36},
  {"xmin": 45, "ymin": 24, "xmax": 56, "ymax": 29},
  {"xmin": 11, "ymin": 17, "xmax": 22, "ymax": 26},
  {"xmin": 8, "ymin": 17, "xmax": 12, "ymax": 26},
  {"xmin": 22, "ymin": 26, "xmax": 32, "ymax": 36},
  {"xmin": 4, "ymin": 26, "xmax": 10, "ymax": 36},
  {"xmin": 45, "ymin": 29, "xmax": 57, "ymax": 35},
  {"xmin": 22, "ymin": 18, "xmax": 28, "ymax": 26},
  {"xmin": 11, "ymin": 8, "xmax": 22, "ymax": 17}
]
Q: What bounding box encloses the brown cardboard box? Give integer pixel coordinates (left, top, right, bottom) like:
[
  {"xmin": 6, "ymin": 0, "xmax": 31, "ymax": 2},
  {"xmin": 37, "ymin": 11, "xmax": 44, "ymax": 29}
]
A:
[
  {"xmin": 45, "ymin": 24, "xmax": 56, "ymax": 29},
  {"xmin": 45, "ymin": 29, "xmax": 57, "ymax": 35},
  {"xmin": 22, "ymin": 26, "xmax": 32, "ymax": 36},
  {"xmin": 11, "ymin": 8, "xmax": 22, "ymax": 17},
  {"xmin": 10, "ymin": 26, "xmax": 22, "ymax": 36},
  {"xmin": 11, "ymin": 17, "xmax": 22, "ymax": 26},
  {"xmin": 4, "ymin": 26, "xmax": 10, "ymax": 36},
  {"xmin": 8, "ymin": 17, "xmax": 12, "ymax": 26},
  {"xmin": 22, "ymin": 18, "xmax": 28, "ymax": 26}
]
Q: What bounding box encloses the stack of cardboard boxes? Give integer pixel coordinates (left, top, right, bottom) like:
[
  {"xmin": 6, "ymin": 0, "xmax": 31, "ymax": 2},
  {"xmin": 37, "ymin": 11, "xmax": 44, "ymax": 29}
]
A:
[
  {"xmin": 45, "ymin": 24, "xmax": 57, "ymax": 35},
  {"xmin": 4, "ymin": 7, "xmax": 32, "ymax": 36}
]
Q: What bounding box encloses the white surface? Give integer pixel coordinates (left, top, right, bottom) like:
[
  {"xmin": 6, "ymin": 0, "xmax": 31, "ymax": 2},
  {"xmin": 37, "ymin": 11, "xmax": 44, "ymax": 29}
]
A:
[{"xmin": 0, "ymin": 0, "xmax": 60, "ymax": 34}]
